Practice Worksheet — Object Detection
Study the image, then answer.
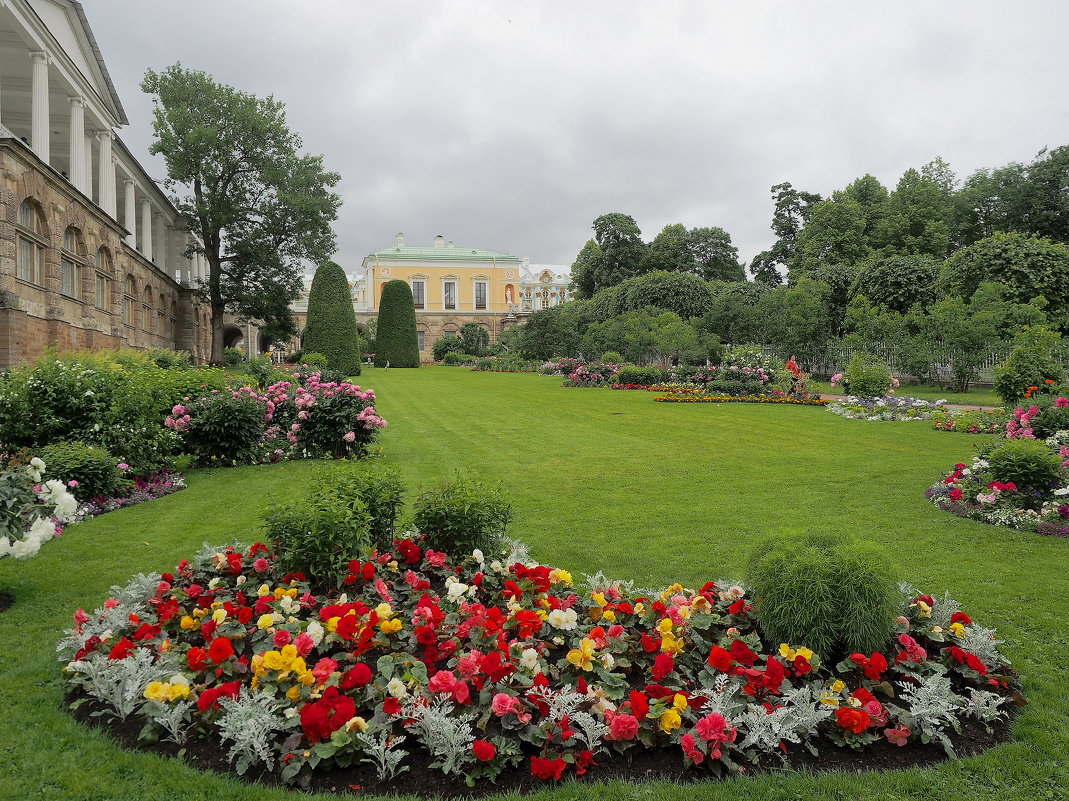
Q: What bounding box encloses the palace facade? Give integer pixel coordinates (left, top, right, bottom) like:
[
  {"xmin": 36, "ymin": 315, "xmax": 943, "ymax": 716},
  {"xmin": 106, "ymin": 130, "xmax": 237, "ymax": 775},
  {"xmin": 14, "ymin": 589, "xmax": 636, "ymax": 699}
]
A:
[{"xmin": 0, "ymin": 0, "xmax": 231, "ymax": 368}]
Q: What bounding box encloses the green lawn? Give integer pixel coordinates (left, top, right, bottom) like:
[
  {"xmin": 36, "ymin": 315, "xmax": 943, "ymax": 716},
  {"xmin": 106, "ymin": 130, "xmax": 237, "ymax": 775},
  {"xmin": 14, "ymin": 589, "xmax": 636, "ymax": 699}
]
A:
[
  {"xmin": 1, "ymin": 366, "xmax": 1066, "ymax": 801},
  {"xmin": 809, "ymin": 379, "xmax": 1002, "ymax": 406}
]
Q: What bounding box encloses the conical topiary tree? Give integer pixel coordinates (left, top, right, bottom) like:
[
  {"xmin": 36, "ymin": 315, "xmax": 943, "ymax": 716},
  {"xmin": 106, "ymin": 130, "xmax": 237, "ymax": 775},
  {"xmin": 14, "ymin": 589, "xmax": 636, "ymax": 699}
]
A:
[
  {"xmin": 302, "ymin": 261, "xmax": 362, "ymax": 376},
  {"xmin": 374, "ymin": 280, "xmax": 420, "ymax": 368}
]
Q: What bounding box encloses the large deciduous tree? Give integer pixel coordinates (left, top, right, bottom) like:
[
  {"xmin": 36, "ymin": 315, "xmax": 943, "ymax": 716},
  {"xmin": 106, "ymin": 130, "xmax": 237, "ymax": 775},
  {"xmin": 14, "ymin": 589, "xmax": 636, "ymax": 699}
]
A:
[
  {"xmin": 141, "ymin": 65, "xmax": 341, "ymax": 364},
  {"xmin": 749, "ymin": 182, "xmax": 822, "ymax": 285}
]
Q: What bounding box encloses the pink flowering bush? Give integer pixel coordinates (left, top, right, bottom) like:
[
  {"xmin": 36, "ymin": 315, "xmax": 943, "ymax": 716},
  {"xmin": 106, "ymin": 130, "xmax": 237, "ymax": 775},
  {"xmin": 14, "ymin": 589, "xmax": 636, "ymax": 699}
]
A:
[
  {"xmin": 563, "ymin": 362, "xmax": 621, "ymax": 387},
  {"xmin": 166, "ymin": 372, "xmax": 387, "ymax": 466}
]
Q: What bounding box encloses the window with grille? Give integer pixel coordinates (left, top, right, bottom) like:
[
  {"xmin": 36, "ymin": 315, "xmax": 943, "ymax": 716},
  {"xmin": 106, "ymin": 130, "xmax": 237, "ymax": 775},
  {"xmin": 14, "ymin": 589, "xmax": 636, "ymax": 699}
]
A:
[
  {"xmin": 475, "ymin": 281, "xmax": 487, "ymax": 310},
  {"xmin": 443, "ymin": 281, "xmax": 456, "ymax": 310},
  {"xmin": 411, "ymin": 280, "xmax": 425, "ymax": 309}
]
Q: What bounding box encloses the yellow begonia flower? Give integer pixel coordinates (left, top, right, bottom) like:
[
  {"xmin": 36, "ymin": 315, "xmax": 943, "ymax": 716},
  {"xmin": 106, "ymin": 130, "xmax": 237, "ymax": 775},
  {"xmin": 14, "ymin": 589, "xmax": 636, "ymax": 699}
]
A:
[
  {"xmin": 549, "ymin": 568, "xmax": 572, "ymax": 585},
  {"xmin": 345, "ymin": 716, "xmax": 369, "ymax": 732},
  {"xmin": 297, "ymin": 669, "xmax": 315, "ymax": 686},
  {"xmin": 263, "ymin": 644, "xmax": 300, "ymax": 673},
  {"xmin": 192, "ymin": 608, "xmax": 209, "ymax": 619},
  {"xmin": 796, "ymin": 647, "xmax": 814, "ymax": 662},
  {"xmin": 602, "ymin": 610, "xmax": 617, "ymax": 623},
  {"xmin": 949, "ymin": 622, "xmax": 966, "ymax": 638},
  {"xmin": 819, "ymin": 693, "xmax": 840, "ymax": 707},
  {"xmin": 658, "ymin": 618, "xmax": 674, "ymax": 634},
  {"xmin": 286, "ymin": 685, "xmax": 301, "ymax": 701},
  {"xmin": 257, "ymin": 614, "xmax": 275, "ymax": 631},
  {"xmin": 914, "ymin": 600, "xmax": 932, "ymax": 618},
  {"xmin": 144, "ymin": 681, "xmax": 190, "ymax": 703},
  {"xmin": 379, "ymin": 618, "xmax": 403, "ymax": 634},
  {"xmin": 180, "ymin": 616, "xmax": 198, "ymax": 631},
  {"xmin": 325, "ymin": 616, "xmax": 341, "ymax": 634},
  {"xmin": 661, "ymin": 631, "xmax": 685, "ymax": 655},
  {"xmin": 211, "ymin": 608, "xmax": 227, "ymax": 625},
  {"xmin": 691, "ymin": 596, "xmax": 711, "ymax": 613},
  {"xmin": 535, "ymin": 609, "xmax": 548, "ymax": 621},
  {"xmin": 659, "ymin": 709, "xmax": 681, "ymax": 732},
  {"xmin": 566, "ymin": 638, "xmax": 596, "ymax": 671},
  {"xmin": 677, "ymin": 605, "xmax": 691, "ymax": 620},
  {"xmin": 591, "ymin": 592, "xmax": 607, "ymax": 607},
  {"xmin": 374, "ymin": 603, "xmax": 393, "ymax": 620},
  {"xmin": 830, "ymin": 680, "xmax": 846, "ymax": 693},
  {"xmin": 634, "ymin": 603, "xmax": 645, "ymax": 615},
  {"xmin": 672, "ymin": 693, "xmax": 688, "ymax": 712},
  {"xmin": 257, "ymin": 583, "xmax": 271, "ymax": 597},
  {"xmin": 779, "ymin": 643, "xmax": 795, "ymax": 660}
]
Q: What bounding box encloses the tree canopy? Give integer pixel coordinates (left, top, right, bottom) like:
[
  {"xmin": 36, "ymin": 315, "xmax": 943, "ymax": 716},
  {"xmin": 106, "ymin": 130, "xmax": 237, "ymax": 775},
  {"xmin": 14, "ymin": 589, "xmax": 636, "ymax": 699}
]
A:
[{"xmin": 141, "ymin": 64, "xmax": 341, "ymax": 364}]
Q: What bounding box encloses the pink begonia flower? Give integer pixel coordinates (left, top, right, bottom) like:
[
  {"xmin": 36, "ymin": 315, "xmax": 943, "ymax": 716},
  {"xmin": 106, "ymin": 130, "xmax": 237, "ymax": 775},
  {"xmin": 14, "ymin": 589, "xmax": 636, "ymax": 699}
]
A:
[
  {"xmin": 884, "ymin": 726, "xmax": 911, "ymax": 746},
  {"xmin": 253, "ymin": 557, "xmax": 270, "ymax": 573},
  {"xmin": 312, "ymin": 657, "xmax": 338, "ymax": 683},
  {"xmin": 293, "ymin": 632, "xmax": 315, "ymax": 657},
  {"xmin": 492, "ymin": 692, "xmax": 520, "ymax": 716},
  {"xmin": 428, "ymin": 670, "xmax": 459, "ymax": 694},
  {"xmin": 273, "ymin": 630, "xmax": 293, "ymax": 648}
]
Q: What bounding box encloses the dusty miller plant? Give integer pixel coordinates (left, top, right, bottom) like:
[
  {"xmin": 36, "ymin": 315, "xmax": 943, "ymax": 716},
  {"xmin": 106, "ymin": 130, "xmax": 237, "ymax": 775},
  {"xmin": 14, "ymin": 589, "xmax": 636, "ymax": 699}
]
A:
[
  {"xmin": 960, "ymin": 625, "xmax": 1005, "ymax": 666},
  {"xmin": 216, "ymin": 687, "xmax": 288, "ymax": 774},
  {"xmin": 144, "ymin": 698, "xmax": 194, "ymax": 745},
  {"xmin": 71, "ymin": 649, "xmax": 168, "ymax": 721},
  {"xmin": 737, "ymin": 684, "xmax": 830, "ymax": 756},
  {"xmin": 964, "ymin": 688, "xmax": 1007, "ymax": 724},
  {"xmin": 897, "ymin": 673, "xmax": 964, "ymax": 753},
  {"xmin": 357, "ymin": 730, "xmax": 409, "ymax": 781},
  {"xmin": 403, "ymin": 696, "xmax": 475, "ymax": 776}
]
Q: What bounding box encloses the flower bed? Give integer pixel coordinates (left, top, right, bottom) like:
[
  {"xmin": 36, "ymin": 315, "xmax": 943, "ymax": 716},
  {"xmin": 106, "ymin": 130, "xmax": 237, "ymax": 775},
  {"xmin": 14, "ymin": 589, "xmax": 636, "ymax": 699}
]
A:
[
  {"xmin": 653, "ymin": 394, "xmax": 828, "ymax": 406},
  {"xmin": 78, "ymin": 469, "xmax": 187, "ymax": 517},
  {"xmin": 926, "ymin": 432, "xmax": 1069, "ymax": 538},
  {"xmin": 827, "ymin": 397, "xmax": 947, "ymax": 421},
  {"xmin": 562, "ymin": 362, "xmax": 621, "ymax": 387},
  {"xmin": 930, "ymin": 408, "xmax": 1009, "ymax": 435},
  {"xmin": 60, "ymin": 540, "xmax": 1016, "ymax": 792}
]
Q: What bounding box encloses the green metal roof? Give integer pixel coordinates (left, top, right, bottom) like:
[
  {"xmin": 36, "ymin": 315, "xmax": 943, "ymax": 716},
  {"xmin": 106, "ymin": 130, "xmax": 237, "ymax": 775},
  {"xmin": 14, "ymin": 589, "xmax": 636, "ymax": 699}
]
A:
[{"xmin": 365, "ymin": 245, "xmax": 522, "ymax": 264}]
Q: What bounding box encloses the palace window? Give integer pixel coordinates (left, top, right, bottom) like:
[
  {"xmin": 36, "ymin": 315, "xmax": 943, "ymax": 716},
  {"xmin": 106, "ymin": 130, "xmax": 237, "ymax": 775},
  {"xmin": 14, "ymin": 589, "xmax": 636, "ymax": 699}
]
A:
[
  {"xmin": 95, "ymin": 249, "xmax": 111, "ymax": 310},
  {"xmin": 417, "ymin": 331, "xmax": 425, "ymax": 351},
  {"xmin": 474, "ymin": 281, "xmax": 487, "ymax": 310},
  {"xmin": 16, "ymin": 200, "xmax": 45, "ymax": 285},
  {"xmin": 411, "ymin": 279, "xmax": 425, "ymax": 309},
  {"xmin": 60, "ymin": 227, "xmax": 82, "ymax": 298},
  {"xmin": 123, "ymin": 275, "xmax": 135, "ymax": 325},
  {"xmin": 443, "ymin": 280, "xmax": 456, "ymax": 310}
]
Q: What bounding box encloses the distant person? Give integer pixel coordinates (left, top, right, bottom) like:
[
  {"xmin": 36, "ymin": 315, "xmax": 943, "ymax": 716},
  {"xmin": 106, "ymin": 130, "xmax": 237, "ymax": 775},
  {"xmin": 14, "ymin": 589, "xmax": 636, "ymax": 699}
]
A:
[{"xmin": 786, "ymin": 355, "xmax": 801, "ymax": 394}]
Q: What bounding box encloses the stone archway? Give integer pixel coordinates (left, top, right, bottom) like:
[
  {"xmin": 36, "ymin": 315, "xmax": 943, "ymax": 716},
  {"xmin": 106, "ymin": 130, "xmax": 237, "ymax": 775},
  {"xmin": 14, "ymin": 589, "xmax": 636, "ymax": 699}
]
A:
[{"xmin": 223, "ymin": 323, "xmax": 244, "ymax": 349}]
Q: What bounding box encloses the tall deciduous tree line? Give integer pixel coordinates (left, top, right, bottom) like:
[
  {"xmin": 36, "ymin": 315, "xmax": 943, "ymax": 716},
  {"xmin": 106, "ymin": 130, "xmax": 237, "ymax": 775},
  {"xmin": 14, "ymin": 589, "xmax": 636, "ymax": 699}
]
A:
[{"xmin": 518, "ymin": 146, "xmax": 1069, "ymax": 388}]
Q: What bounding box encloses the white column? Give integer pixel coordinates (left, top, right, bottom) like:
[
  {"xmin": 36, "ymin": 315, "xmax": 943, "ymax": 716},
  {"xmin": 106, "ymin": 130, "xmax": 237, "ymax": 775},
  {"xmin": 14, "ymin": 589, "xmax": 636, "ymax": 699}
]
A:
[
  {"xmin": 123, "ymin": 179, "xmax": 136, "ymax": 246},
  {"xmin": 141, "ymin": 198, "xmax": 152, "ymax": 257},
  {"xmin": 30, "ymin": 52, "xmax": 49, "ymax": 163},
  {"xmin": 155, "ymin": 214, "xmax": 166, "ymax": 268},
  {"xmin": 97, "ymin": 132, "xmax": 115, "ymax": 217},
  {"xmin": 84, "ymin": 133, "xmax": 94, "ymax": 200},
  {"xmin": 68, "ymin": 97, "xmax": 84, "ymax": 189}
]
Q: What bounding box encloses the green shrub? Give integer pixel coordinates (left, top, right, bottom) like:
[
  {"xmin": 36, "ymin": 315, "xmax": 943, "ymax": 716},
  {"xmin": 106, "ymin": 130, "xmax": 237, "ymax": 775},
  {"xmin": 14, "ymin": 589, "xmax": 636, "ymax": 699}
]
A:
[
  {"xmin": 601, "ymin": 351, "xmax": 624, "ymax": 364},
  {"xmin": 36, "ymin": 442, "xmax": 122, "ymax": 502},
  {"xmin": 432, "ymin": 335, "xmax": 464, "ymax": 362},
  {"xmin": 747, "ymin": 531, "xmax": 898, "ymax": 661},
  {"xmin": 987, "ymin": 438, "xmax": 1064, "ymax": 498},
  {"xmin": 175, "ymin": 391, "xmax": 266, "ymax": 466},
  {"xmin": 459, "ymin": 322, "xmax": 490, "ymax": 356},
  {"xmin": 302, "ymin": 260, "xmax": 363, "ymax": 376},
  {"xmin": 374, "ymin": 280, "xmax": 420, "ymax": 368},
  {"xmin": 993, "ymin": 326, "xmax": 1066, "ymax": 406},
  {"xmin": 301, "ymin": 352, "xmax": 330, "ymax": 371},
  {"xmin": 315, "ymin": 463, "xmax": 405, "ymax": 549},
  {"xmin": 616, "ymin": 366, "xmax": 665, "ymax": 386},
  {"xmin": 223, "ymin": 347, "xmax": 244, "ymax": 366},
  {"xmin": 412, "ymin": 469, "xmax": 512, "ymax": 555},
  {"xmin": 441, "ymin": 351, "xmax": 476, "ymax": 366},
  {"xmin": 265, "ymin": 493, "xmax": 372, "ymax": 590},
  {"xmin": 844, "ymin": 351, "xmax": 893, "ymax": 397},
  {"xmin": 144, "ymin": 349, "xmax": 193, "ymax": 370},
  {"xmin": 242, "ymin": 355, "xmax": 279, "ymax": 389}
]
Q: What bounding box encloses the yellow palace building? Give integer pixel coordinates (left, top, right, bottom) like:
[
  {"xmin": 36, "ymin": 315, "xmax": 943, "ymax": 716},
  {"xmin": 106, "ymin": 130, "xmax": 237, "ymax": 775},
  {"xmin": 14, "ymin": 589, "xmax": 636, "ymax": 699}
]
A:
[{"xmin": 355, "ymin": 233, "xmax": 526, "ymax": 356}]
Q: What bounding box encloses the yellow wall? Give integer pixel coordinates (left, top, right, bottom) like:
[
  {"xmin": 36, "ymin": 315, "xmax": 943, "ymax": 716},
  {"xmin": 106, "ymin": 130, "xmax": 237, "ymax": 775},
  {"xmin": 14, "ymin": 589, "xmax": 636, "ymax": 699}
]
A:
[{"xmin": 371, "ymin": 263, "xmax": 521, "ymax": 313}]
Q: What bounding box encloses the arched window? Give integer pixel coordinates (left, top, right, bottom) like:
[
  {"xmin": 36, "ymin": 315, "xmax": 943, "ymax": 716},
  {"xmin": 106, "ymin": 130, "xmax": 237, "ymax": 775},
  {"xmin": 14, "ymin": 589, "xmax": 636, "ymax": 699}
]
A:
[
  {"xmin": 60, "ymin": 227, "xmax": 83, "ymax": 299},
  {"xmin": 123, "ymin": 275, "xmax": 136, "ymax": 326},
  {"xmin": 16, "ymin": 200, "xmax": 46, "ymax": 285},
  {"xmin": 158, "ymin": 294, "xmax": 167, "ymax": 335},
  {"xmin": 94, "ymin": 248, "xmax": 112, "ymax": 310},
  {"xmin": 143, "ymin": 285, "xmax": 154, "ymax": 332}
]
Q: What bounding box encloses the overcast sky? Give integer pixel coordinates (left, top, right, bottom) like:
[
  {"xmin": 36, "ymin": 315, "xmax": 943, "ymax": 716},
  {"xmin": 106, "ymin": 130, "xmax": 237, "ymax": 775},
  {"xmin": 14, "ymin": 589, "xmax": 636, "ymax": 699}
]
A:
[{"xmin": 87, "ymin": 1, "xmax": 1069, "ymax": 276}]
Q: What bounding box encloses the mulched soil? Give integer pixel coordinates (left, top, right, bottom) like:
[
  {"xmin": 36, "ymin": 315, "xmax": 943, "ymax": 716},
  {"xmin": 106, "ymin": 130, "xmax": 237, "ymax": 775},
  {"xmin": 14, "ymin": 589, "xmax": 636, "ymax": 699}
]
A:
[
  {"xmin": 69, "ymin": 690, "xmax": 1019, "ymax": 798},
  {"xmin": 0, "ymin": 592, "xmax": 13, "ymax": 614}
]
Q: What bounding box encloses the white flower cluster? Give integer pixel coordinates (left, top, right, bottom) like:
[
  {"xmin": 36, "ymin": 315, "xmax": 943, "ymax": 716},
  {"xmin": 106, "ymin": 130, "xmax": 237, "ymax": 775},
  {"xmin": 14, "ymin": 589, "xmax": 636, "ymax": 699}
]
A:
[{"xmin": 0, "ymin": 458, "xmax": 81, "ymax": 559}]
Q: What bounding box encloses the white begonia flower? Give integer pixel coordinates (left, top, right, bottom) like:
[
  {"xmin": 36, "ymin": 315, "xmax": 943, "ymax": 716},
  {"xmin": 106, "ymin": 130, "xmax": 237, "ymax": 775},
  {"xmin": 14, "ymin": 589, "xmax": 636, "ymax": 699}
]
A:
[
  {"xmin": 447, "ymin": 582, "xmax": 469, "ymax": 602},
  {"xmin": 170, "ymin": 673, "xmax": 190, "ymax": 688},
  {"xmin": 519, "ymin": 647, "xmax": 540, "ymax": 670},
  {"xmin": 208, "ymin": 577, "xmax": 222, "ymax": 590},
  {"xmin": 600, "ymin": 653, "xmax": 615, "ymax": 669},
  {"xmin": 387, "ymin": 677, "xmax": 409, "ymax": 698},
  {"xmin": 472, "ymin": 548, "xmax": 484, "ymax": 564},
  {"xmin": 235, "ymin": 575, "xmax": 247, "ymax": 586},
  {"xmin": 284, "ymin": 707, "xmax": 298, "ymax": 719},
  {"xmin": 306, "ymin": 620, "xmax": 325, "ymax": 646},
  {"xmin": 490, "ymin": 560, "xmax": 503, "ymax": 573},
  {"xmin": 547, "ymin": 608, "xmax": 578, "ymax": 630}
]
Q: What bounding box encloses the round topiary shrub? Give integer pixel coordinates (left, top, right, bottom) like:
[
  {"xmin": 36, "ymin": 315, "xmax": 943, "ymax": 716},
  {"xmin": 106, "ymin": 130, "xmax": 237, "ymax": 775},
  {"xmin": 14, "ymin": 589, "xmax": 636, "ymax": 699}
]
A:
[
  {"xmin": 374, "ymin": 280, "xmax": 420, "ymax": 368},
  {"xmin": 36, "ymin": 441, "xmax": 122, "ymax": 502},
  {"xmin": 412, "ymin": 469, "xmax": 512, "ymax": 554},
  {"xmin": 746, "ymin": 531, "xmax": 898, "ymax": 662},
  {"xmin": 302, "ymin": 260, "xmax": 362, "ymax": 376},
  {"xmin": 843, "ymin": 351, "xmax": 894, "ymax": 398},
  {"xmin": 299, "ymin": 351, "xmax": 329, "ymax": 371},
  {"xmin": 987, "ymin": 438, "xmax": 1064, "ymax": 499}
]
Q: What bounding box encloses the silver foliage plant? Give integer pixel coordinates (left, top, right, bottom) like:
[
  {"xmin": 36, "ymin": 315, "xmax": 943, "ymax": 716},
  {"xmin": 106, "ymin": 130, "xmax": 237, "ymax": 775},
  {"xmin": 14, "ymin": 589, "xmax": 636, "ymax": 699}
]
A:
[
  {"xmin": 216, "ymin": 687, "xmax": 290, "ymax": 775},
  {"xmin": 402, "ymin": 696, "xmax": 476, "ymax": 776},
  {"xmin": 144, "ymin": 698, "xmax": 194, "ymax": 745},
  {"xmin": 69, "ymin": 649, "xmax": 169, "ymax": 721},
  {"xmin": 897, "ymin": 674, "xmax": 964, "ymax": 740},
  {"xmin": 357, "ymin": 731, "xmax": 409, "ymax": 782}
]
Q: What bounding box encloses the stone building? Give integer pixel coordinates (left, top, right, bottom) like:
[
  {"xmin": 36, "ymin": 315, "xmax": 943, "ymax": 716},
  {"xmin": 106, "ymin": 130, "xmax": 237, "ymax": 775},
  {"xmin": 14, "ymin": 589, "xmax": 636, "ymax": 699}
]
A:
[{"xmin": 0, "ymin": 0, "xmax": 217, "ymax": 368}]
